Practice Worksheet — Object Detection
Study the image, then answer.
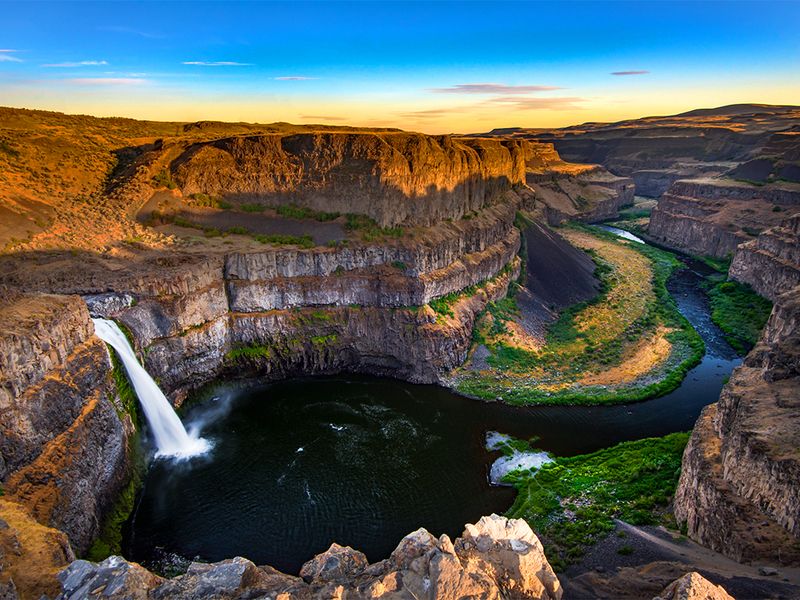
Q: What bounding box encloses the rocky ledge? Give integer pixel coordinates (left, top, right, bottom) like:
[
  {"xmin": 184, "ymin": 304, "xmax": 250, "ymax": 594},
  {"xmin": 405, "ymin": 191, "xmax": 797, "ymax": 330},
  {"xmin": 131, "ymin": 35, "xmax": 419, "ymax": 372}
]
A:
[
  {"xmin": 674, "ymin": 266, "xmax": 800, "ymax": 564},
  {"xmin": 730, "ymin": 213, "xmax": 800, "ymax": 301},
  {"xmin": 648, "ymin": 178, "xmax": 800, "ymax": 259},
  {"xmin": 56, "ymin": 515, "xmax": 562, "ymax": 600}
]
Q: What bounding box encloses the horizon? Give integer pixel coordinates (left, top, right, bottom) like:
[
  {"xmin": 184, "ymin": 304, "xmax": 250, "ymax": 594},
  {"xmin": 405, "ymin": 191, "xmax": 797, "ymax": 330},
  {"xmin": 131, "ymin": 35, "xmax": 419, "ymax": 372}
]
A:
[{"xmin": 2, "ymin": 1, "xmax": 800, "ymax": 134}]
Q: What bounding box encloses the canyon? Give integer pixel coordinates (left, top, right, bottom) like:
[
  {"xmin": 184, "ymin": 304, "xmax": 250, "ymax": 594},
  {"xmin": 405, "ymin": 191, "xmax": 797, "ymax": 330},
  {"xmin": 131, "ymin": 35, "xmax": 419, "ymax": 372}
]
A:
[{"xmin": 1, "ymin": 105, "xmax": 798, "ymax": 599}]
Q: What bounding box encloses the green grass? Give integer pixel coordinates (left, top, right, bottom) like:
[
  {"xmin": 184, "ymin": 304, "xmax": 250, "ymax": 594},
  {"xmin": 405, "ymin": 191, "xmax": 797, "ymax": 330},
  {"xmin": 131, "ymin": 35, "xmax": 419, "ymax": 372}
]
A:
[
  {"xmin": 252, "ymin": 233, "xmax": 314, "ymax": 248},
  {"xmin": 505, "ymin": 432, "xmax": 690, "ymax": 571},
  {"xmin": 225, "ymin": 344, "xmax": 272, "ymax": 363},
  {"xmin": 458, "ymin": 225, "xmax": 705, "ymax": 405},
  {"xmin": 240, "ymin": 203, "xmax": 265, "ymax": 213},
  {"xmin": 704, "ymin": 279, "xmax": 772, "ymax": 355},
  {"xmin": 344, "ymin": 213, "xmax": 404, "ymax": 241},
  {"xmin": 276, "ymin": 203, "xmax": 340, "ymax": 221}
]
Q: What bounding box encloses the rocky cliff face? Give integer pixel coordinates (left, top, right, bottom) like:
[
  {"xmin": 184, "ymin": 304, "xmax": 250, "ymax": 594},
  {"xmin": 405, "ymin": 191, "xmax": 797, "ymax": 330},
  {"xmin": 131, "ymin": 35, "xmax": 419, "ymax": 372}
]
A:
[
  {"xmin": 730, "ymin": 214, "xmax": 800, "ymax": 301},
  {"xmin": 527, "ymin": 166, "xmax": 634, "ymax": 224},
  {"xmin": 0, "ymin": 294, "xmax": 135, "ymax": 557},
  {"xmin": 674, "ymin": 278, "xmax": 800, "ymax": 564},
  {"xmin": 57, "ymin": 515, "xmax": 563, "ymax": 600},
  {"xmin": 648, "ymin": 178, "xmax": 800, "ymax": 258},
  {"xmin": 170, "ymin": 133, "xmax": 531, "ymax": 227}
]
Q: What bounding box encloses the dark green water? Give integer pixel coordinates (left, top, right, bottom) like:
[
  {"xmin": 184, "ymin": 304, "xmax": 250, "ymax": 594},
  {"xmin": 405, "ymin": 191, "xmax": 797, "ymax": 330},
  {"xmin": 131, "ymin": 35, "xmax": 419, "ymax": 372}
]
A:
[{"xmin": 124, "ymin": 232, "xmax": 739, "ymax": 574}]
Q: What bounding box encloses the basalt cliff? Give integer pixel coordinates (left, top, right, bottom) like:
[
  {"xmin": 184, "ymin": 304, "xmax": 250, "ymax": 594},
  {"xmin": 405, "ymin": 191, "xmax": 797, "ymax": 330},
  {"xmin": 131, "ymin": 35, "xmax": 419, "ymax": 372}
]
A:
[{"xmin": 674, "ymin": 217, "xmax": 800, "ymax": 565}]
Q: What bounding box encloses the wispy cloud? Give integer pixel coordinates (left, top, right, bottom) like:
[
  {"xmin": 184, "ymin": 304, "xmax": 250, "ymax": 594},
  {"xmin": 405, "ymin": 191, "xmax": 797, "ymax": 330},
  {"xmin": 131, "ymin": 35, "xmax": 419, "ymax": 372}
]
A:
[
  {"xmin": 183, "ymin": 61, "xmax": 252, "ymax": 66},
  {"xmin": 42, "ymin": 60, "xmax": 109, "ymax": 68},
  {"xmin": 100, "ymin": 26, "xmax": 165, "ymax": 39},
  {"xmin": 430, "ymin": 83, "xmax": 561, "ymax": 94},
  {"xmin": 0, "ymin": 49, "xmax": 22, "ymax": 63},
  {"xmin": 275, "ymin": 76, "xmax": 317, "ymax": 81},
  {"xmin": 399, "ymin": 107, "xmax": 475, "ymax": 119},
  {"xmin": 487, "ymin": 96, "xmax": 585, "ymax": 110},
  {"xmin": 611, "ymin": 70, "xmax": 649, "ymax": 76},
  {"xmin": 65, "ymin": 77, "xmax": 149, "ymax": 86},
  {"xmin": 300, "ymin": 115, "xmax": 346, "ymax": 121}
]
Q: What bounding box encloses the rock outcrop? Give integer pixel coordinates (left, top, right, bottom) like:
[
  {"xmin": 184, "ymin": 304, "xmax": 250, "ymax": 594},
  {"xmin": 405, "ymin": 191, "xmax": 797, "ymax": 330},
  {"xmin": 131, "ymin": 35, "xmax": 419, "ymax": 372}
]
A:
[
  {"xmin": 648, "ymin": 178, "xmax": 800, "ymax": 258},
  {"xmin": 0, "ymin": 294, "xmax": 135, "ymax": 555},
  {"xmin": 57, "ymin": 515, "xmax": 562, "ymax": 600},
  {"xmin": 730, "ymin": 214, "xmax": 800, "ymax": 301},
  {"xmin": 674, "ymin": 281, "xmax": 800, "ymax": 564},
  {"xmin": 171, "ymin": 133, "xmax": 531, "ymax": 227},
  {"xmin": 0, "ymin": 499, "xmax": 75, "ymax": 600},
  {"xmin": 653, "ymin": 572, "xmax": 734, "ymax": 600}
]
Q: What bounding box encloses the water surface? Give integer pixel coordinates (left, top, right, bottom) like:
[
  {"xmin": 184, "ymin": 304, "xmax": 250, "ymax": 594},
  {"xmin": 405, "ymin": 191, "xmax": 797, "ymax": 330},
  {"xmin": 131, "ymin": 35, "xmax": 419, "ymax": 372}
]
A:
[{"xmin": 124, "ymin": 229, "xmax": 739, "ymax": 574}]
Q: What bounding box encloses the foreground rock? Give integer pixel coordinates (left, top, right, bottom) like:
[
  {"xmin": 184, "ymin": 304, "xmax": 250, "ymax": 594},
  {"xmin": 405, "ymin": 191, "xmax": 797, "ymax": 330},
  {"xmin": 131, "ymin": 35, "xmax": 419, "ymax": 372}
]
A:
[
  {"xmin": 56, "ymin": 514, "xmax": 562, "ymax": 600},
  {"xmin": 674, "ymin": 270, "xmax": 800, "ymax": 564},
  {"xmin": 654, "ymin": 572, "xmax": 734, "ymax": 600}
]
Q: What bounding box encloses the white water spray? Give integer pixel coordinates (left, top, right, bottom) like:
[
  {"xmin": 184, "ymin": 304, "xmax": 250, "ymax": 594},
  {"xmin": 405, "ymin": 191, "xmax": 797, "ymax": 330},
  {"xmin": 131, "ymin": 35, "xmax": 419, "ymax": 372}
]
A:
[{"xmin": 92, "ymin": 318, "xmax": 210, "ymax": 459}]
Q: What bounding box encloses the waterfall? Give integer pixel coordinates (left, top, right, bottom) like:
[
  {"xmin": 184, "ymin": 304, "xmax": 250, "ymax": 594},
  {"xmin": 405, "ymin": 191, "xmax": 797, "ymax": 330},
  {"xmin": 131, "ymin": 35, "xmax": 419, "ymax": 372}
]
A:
[{"xmin": 92, "ymin": 318, "xmax": 210, "ymax": 459}]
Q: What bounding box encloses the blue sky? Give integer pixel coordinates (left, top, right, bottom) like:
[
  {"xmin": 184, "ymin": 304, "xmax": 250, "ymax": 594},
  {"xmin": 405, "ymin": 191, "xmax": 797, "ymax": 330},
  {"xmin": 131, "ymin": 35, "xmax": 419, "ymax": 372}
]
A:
[{"xmin": 1, "ymin": 1, "xmax": 798, "ymax": 132}]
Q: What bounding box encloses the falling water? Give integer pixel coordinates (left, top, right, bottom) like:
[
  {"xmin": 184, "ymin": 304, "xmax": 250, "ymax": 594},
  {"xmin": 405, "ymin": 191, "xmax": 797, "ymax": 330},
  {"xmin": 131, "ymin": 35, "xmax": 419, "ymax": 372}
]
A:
[{"xmin": 92, "ymin": 318, "xmax": 210, "ymax": 459}]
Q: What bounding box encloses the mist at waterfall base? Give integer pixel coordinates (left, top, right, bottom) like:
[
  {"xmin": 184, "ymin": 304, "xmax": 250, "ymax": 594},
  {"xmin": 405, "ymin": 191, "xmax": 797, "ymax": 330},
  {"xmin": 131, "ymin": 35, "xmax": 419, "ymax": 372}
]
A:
[{"xmin": 92, "ymin": 319, "xmax": 210, "ymax": 459}]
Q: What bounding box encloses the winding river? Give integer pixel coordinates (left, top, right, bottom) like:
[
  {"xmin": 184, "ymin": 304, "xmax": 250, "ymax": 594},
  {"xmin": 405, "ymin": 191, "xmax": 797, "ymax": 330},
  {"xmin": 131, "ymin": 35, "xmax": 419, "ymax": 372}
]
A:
[{"xmin": 123, "ymin": 226, "xmax": 740, "ymax": 574}]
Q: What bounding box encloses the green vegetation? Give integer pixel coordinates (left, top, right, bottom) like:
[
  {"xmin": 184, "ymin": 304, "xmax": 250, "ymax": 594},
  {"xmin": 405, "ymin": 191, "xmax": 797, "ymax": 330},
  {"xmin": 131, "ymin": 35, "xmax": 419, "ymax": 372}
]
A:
[
  {"xmin": 152, "ymin": 169, "xmax": 176, "ymax": 190},
  {"xmin": 345, "ymin": 213, "xmax": 404, "ymax": 241},
  {"xmin": 240, "ymin": 203, "xmax": 265, "ymax": 213},
  {"xmin": 252, "ymin": 233, "xmax": 314, "ymax": 248},
  {"xmin": 427, "ymin": 259, "xmax": 518, "ymax": 318},
  {"xmin": 458, "ymin": 225, "xmax": 705, "ymax": 405},
  {"xmin": 704, "ymin": 279, "xmax": 772, "ymax": 354},
  {"xmin": 505, "ymin": 432, "xmax": 690, "ymax": 571},
  {"xmin": 225, "ymin": 343, "xmax": 272, "ymax": 363},
  {"xmin": 276, "ymin": 203, "xmax": 340, "ymax": 221},
  {"xmin": 187, "ymin": 192, "xmax": 231, "ymax": 209}
]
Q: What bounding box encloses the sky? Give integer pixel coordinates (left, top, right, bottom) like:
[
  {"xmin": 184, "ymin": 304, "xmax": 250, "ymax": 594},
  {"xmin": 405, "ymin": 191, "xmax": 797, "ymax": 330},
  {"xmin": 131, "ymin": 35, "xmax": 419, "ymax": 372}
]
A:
[{"xmin": 1, "ymin": 1, "xmax": 799, "ymax": 133}]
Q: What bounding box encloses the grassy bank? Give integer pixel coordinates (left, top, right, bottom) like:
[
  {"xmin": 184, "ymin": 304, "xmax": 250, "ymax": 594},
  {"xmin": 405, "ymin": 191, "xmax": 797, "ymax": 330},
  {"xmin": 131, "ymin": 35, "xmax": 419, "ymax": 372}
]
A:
[
  {"xmin": 704, "ymin": 279, "xmax": 772, "ymax": 355},
  {"xmin": 455, "ymin": 225, "xmax": 704, "ymax": 405},
  {"xmin": 505, "ymin": 432, "xmax": 690, "ymax": 571}
]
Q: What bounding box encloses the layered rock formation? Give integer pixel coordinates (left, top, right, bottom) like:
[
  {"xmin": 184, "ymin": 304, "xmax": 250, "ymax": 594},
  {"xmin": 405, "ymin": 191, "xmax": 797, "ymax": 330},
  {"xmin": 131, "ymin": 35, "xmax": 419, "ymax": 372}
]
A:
[
  {"xmin": 0, "ymin": 293, "xmax": 135, "ymax": 555},
  {"xmin": 674, "ymin": 231, "xmax": 800, "ymax": 565},
  {"xmin": 57, "ymin": 515, "xmax": 563, "ymax": 600},
  {"xmin": 648, "ymin": 178, "xmax": 800, "ymax": 258},
  {"xmin": 730, "ymin": 214, "xmax": 800, "ymax": 301},
  {"xmin": 170, "ymin": 133, "xmax": 530, "ymax": 227}
]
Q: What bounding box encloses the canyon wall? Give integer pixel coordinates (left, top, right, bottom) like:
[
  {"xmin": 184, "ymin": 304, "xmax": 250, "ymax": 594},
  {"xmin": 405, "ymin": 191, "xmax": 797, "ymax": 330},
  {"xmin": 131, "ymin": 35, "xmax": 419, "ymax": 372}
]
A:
[
  {"xmin": 0, "ymin": 294, "xmax": 135, "ymax": 557},
  {"xmin": 729, "ymin": 214, "xmax": 800, "ymax": 301},
  {"xmin": 648, "ymin": 178, "xmax": 800, "ymax": 258},
  {"xmin": 170, "ymin": 133, "xmax": 531, "ymax": 227},
  {"xmin": 674, "ymin": 217, "xmax": 800, "ymax": 563}
]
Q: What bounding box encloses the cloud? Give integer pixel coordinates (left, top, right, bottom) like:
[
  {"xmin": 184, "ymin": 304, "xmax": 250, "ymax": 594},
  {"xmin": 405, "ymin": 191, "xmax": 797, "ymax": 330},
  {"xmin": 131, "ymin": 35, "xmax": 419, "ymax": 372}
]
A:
[
  {"xmin": 274, "ymin": 76, "xmax": 317, "ymax": 80},
  {"xmin": 65, "ymin": 77, "xmax": 149, "ymax": 86},
  {"xmin": 42, "ymin": 60, "xmax": 108, "ymax": 68},
  {"xmin": 399, "ymin": 107, "xmax": 476, "ymax": 119},
  {"xmin": 486, "ymin": 96, "xmax": 585, "ymax": 110},
  {"xmin": 300, "ymin": 115, "xmax": 346, "ymax": 121},
  {"xmin": 0, "ymin": 49, "xmax": 22, "ymax": 63},
  {"xmin": 610, "ymin": 70, "xmax": 650, "ymax": 76},
  {"xmin": 430, "ymin": 83, "xmax": 561, "ymax": 94},
  {"xmin": 183, "ymin": 61, "xmax": 252, "ymax": 66}
]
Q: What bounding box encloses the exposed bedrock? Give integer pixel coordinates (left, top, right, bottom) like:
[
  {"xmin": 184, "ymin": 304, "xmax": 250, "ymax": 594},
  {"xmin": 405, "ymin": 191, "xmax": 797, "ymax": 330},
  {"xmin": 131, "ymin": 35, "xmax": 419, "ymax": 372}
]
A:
[
  {"xmin": 526, "ymin": 166, "xmax": 634, "ymax": 225},
  {"xmin": 648, "ymin": 178, "xmax": 800, "ymax": 258},
  {"xmin": 0, "ymin": 294, "xmax": 135, "ymax": 557},
  {"xmin": 730, "ymin": 213, "xmax": 800, "ymax": 301},
  {"xmin": 57, "ymin": 514, "xmax": 563, "ymax": 600},
  {"xmin": 170, "ymin": 133, "xmax": 533, "ymax": 227},
  {"xmin": 674, "ymin": 284, "xmax": 800, "ymax": 564}
]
